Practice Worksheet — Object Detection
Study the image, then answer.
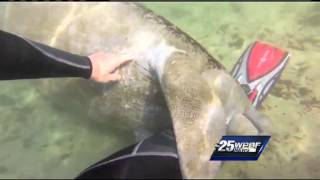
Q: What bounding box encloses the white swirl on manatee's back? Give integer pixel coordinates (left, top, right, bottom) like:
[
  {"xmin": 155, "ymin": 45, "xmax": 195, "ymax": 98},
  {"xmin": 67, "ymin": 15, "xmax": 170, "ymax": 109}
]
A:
[{"xmin": 123, "ymin": 30, "xmax": 185, "ymax": 81}]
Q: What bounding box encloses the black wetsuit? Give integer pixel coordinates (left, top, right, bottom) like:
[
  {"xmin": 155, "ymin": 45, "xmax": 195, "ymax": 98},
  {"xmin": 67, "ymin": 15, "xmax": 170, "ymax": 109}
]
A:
[
  {"xmin": 0, "ymin": 30, "xmax": 182, "ymax": 179},
  {"xmin": 76, "ymin": 129, "xmax": 182, "ymax": 179},
  {"xmin": 0, "ymin": 30, "xmax": 92, "ymax": 80}
]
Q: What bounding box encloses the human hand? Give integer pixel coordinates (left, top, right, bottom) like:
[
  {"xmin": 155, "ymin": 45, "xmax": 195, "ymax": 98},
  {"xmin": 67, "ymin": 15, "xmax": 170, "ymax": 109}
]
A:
[{"xmin": 88, "ymin": 51, "xmax": 132, "ymax": 83}]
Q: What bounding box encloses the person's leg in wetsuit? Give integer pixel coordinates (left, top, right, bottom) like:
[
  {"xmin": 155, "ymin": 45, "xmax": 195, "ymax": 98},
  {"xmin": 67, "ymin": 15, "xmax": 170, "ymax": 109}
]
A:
[{"xmin": 76, "ymin": 129, "xmax": 182, "ymax": 179}]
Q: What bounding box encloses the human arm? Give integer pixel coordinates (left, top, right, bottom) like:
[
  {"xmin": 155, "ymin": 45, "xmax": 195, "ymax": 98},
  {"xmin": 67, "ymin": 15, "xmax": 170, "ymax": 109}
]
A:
[{"xmin": 0, "ymin": 30, "xmax": 131, "ymax": 82}]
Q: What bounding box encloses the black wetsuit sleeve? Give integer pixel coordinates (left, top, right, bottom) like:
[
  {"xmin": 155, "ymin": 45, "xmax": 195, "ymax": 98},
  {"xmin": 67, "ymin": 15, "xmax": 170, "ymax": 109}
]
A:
[{"xmin": 0, "ymin": 29, "xmax": 92, "ymax": 80}]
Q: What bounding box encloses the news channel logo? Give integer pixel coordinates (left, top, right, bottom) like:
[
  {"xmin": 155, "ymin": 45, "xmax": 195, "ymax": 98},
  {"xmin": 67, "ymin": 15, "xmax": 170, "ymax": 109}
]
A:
[{"xmin": 210, "ymin": 135, "xmax": 270, "ymax": 161}]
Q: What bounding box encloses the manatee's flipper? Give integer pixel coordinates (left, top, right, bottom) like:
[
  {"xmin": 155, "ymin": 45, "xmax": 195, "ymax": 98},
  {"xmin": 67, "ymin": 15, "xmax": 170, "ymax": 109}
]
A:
[
  {"xmin": 158, "ymin": 51, "xmax": 226, "ymax": 179},
  {"xmin": 227, "ymin": 113, "xmax": 259, "ymax": 135}
]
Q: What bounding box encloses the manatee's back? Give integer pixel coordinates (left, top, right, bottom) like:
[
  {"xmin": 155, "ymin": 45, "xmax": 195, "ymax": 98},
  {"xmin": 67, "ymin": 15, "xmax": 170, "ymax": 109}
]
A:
[{"xmin": 1, "ymin": 2, "xmax": 173, "ymax": 134}]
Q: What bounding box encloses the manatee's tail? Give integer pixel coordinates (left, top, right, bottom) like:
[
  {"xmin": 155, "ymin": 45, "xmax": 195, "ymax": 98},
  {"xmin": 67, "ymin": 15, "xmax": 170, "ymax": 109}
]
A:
[{"xmin": 231, "ymin": 41, "xmax": 290, "ymax": 108}]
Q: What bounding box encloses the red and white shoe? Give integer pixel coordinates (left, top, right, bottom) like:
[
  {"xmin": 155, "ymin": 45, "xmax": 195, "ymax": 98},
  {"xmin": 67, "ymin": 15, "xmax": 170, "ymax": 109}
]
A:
[{"xmin": 231, "ymin": 41, "xmax": 290, "ymax": 108}]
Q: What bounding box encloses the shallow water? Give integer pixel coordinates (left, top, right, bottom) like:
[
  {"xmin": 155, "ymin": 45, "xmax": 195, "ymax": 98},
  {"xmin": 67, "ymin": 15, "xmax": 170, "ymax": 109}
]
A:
[{"xmin": 0, "ymin": 2, "xmax": 320, "ymax": 178}]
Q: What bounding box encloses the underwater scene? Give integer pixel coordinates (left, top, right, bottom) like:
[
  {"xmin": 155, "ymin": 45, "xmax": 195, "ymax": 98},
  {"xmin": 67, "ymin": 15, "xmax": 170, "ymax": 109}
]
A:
[{"xmin": 0, "ymin": 2, "xmax": 319, "ymax": 179}]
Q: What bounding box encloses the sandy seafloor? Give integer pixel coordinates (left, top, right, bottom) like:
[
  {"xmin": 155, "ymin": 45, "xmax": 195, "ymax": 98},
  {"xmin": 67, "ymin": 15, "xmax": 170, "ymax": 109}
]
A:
[{"xmin": 0, "ymin": 2, "xmax": 319, "ymax": 179}]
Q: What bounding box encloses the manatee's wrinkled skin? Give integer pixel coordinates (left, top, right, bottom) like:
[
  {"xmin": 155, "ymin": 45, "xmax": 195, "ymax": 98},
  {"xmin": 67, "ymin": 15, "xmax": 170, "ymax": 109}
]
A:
[{"xmin": 2, "ymin": 2, "xmax": 271, "ymax": 178}]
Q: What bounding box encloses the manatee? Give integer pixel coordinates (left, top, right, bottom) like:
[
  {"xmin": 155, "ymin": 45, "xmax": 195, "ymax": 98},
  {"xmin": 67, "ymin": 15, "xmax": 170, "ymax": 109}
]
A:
[{"xmin": 1, "ymin": 2, "xmax": 272, "ymax": 178}]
